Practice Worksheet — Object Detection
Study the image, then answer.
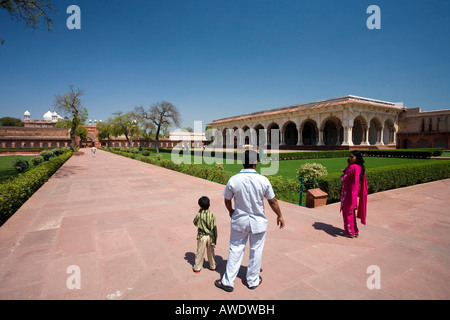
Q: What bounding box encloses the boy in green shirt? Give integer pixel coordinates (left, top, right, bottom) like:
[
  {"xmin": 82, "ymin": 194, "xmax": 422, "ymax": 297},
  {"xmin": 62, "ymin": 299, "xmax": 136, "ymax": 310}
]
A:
[{"xmin": 193, "ymin": 196, "xmax": 217, "ymax": 273}]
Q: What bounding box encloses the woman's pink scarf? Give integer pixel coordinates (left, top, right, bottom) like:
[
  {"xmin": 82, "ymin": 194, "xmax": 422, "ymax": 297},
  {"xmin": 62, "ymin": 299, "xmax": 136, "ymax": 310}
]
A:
[{"xmin": 357, "ymin": 173, "xmax": 368, "ymax": 225}]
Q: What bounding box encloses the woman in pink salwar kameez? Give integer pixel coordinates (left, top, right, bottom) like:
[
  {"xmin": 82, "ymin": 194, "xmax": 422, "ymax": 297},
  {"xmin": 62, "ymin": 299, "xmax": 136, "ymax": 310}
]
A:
[{"xmin": 340, "ymin": 151, "xmax": 368, "ymax": 238}]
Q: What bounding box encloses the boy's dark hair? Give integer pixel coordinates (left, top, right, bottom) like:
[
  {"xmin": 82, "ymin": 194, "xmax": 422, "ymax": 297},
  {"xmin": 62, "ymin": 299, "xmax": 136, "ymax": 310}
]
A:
[
  {"xmin": 242, "ymin": 150, "xmax": 260, "ymax": 169},
  {"xmin": 198, "ymin": 196, "xmax": 210, "ymax": 209}
]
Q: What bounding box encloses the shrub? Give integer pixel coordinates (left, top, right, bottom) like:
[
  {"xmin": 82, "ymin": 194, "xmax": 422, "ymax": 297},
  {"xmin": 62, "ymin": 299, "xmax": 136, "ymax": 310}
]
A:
[
  {"xmin": 267, "ymin": 175, "xmax": 299, "ymax": 195},
  {"xmin": 31, "ymin": 156, "xmax": 44, "ymax": 166},
  {"xmin": 0, "ymin": 151, "xmax": 72, "ymax": 226},
  {"xmin": 13, "ymin": 159, "xmax": 29, "ymax": 173},
  {"xmin": 51, "ymin": 148, "xmax": 64, "ymax": 156},
  {"xmin": 39, "ymin": 150, "xmax": 54, "ymax": 161},
  {"xmin": 211, "ymin": 168, "xmax": 231, "ymax": 184},
  {"xmin": 296, "ymin": 163, "xmax": 328, "ymax": 188},
  {"xmin": 140, "ymin": 155, "xmax": 158, "ymax": 165}
]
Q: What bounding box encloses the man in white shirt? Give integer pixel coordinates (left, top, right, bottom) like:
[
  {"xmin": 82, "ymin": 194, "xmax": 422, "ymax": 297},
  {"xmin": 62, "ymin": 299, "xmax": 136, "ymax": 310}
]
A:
[{"xmin": 215, "ymin": 150, "xmax": 285, "ymax": 292}]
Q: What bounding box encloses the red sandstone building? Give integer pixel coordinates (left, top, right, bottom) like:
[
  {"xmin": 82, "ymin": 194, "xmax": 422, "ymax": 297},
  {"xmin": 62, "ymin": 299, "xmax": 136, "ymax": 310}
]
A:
[
  {"xmin": 397, "ymin": 107, "xmax": 450, "ymax": 149},
  {"xmin": 0, "ymin": 110, "xmax": 204, "ymax": 150}
]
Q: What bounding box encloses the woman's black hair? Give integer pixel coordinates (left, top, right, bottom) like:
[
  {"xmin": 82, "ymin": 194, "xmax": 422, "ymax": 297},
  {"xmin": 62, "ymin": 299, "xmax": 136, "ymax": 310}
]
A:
[{"xmin": 351, "ymin": 150, "xmax": 365, "ymax": 181}]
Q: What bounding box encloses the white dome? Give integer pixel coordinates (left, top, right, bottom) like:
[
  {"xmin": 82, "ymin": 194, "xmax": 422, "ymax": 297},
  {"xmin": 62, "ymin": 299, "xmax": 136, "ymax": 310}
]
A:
[
  {"xmin": 24, "ymin": 110, "xmax": 31, "ymax": 116},
  {"xmin": 43, "ymin": 110, "xmax": 53, "ymax": 121}
]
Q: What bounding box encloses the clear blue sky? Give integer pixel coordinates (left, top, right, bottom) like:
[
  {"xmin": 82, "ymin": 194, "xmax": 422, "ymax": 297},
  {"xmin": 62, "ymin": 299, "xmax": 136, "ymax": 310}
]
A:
[{"xmin": 1, "ymin": 0, "xmax": 449, "ymax": 129}]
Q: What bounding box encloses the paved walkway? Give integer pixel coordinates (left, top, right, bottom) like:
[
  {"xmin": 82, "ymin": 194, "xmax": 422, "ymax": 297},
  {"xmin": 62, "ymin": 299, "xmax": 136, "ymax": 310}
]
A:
[{"xmin": 0, "ymin": 148, "xmax": 449, "ymax": 300}]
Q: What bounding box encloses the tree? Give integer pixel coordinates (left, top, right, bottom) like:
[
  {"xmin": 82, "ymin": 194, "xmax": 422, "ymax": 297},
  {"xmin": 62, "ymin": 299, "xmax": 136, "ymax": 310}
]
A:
[
  {"xmin": 75, "ymin": 125, "xmax": 88, "ymax": 147},
  {"xmin": 96, "ymin": 119, "xmax": 114, "ymax": 148},
  {"xmin": 0, "ymin": 117, "xmax": 23, "ymax": 127},
  {"xmin": 134, "ymin": 101, "xmax": 181, "ymax": 152},
  {"xmin": 0, "ymin": 0, "xmax": 57, "ymax": 44},
  {"xmin": 55, "ymin": 117, "xmax": 88, "ymax": 147},
  {"xmin": 110, "ymin": 111, "xmax": 138, "ymax": 146},
  {"xmin": 132, "ymin": 106, "xmax": 157, "ymax": 145},
  {"xmin": 53, "ymin": 86, "xmax": 88, "ymax": 151}
]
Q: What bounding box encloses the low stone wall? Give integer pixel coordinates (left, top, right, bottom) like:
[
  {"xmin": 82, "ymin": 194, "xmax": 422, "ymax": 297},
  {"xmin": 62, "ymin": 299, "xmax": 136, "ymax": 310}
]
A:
[{"xmin": 0, "ymin": 150, "xmax": 41, "ymax": 155}]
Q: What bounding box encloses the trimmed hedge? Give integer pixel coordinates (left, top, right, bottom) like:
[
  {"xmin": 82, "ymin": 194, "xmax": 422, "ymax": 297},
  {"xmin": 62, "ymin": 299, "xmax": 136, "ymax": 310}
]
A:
[
  {"xmin": 317, "ymin": 160, "xmax": 450, "ymax": 203},
  {"xmin": 361, "ymin": 148, "xmax": 443, "ymax": 158},
  {"xmin": 0, "ymin": 151, "xmax": 72, "ymax": 226},
  {"xmin": 270, "ymin": 150, "xmax": 349, "ymax": 160},
  {"xmin": 269, "ymin": 148, "xmax": 444, "ymax": 160},
  {"xmin": 109, "ymin": 147, "xmax": 444, "ymax": 162},
  {"xmin": 106, "ymin": 149, "xmax": 233, "ymax": 185},
  {"xmin": 105, "ymin": 148, "xmax": 450, "ymax": 206}
]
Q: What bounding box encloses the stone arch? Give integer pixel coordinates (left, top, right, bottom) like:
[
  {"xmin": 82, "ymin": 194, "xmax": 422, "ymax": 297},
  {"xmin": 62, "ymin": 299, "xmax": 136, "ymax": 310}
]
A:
[
  {"xmin": 320, "ymin": 116, "xmax": 343, "ymax": 146},
  {"xmin": 282, "ymin": 121, "xmax": 298, "ymax": 146},
  {"xmin": 401, "ymin": 138, "xmax": 413, "ymax": 149},
  {"xmin": 221, "ymin": 128, "xmax": 228, "ymax": 145},
  {"xmin": 86, "ymin": 133, "xmax": 95, "ymax": 147},
  {"xmin": 434, "ymin": 137, "xmax": 447, "ymax": 149},
  {"xmin": 352, "ymin": 116, "xmax": 368, "ymax": 145},
  {"xmin": 222, "ymin": 127, "xmax": 240, "ymax": 146},
  {"xmin": 229, "ymin": 126, "xmax": 239, "ymax": 147},
  {"xmin": 369, "ymin": 117, "xmax": 382, "ymax": 145},
  {"xmin": 417, "ymin": 138, "xmax": 430, "ymax": 148},
  {"xmin": 300, "ymin": 119, "xmax": 318, "ymax": 146},
  {"xmin": 267, "ymin": 122, "xmax": 281, "ymax": 145},
  {"xmin": 254, "ymin": 124, "xmax": 265, "ymax": 146},
  {"xmin": 239, "ymin": 125, "xmax": 252, "ymax": 146},
  {"xmin": 383, "ymin": 119, "xmax": 396, "ymax": 145}
]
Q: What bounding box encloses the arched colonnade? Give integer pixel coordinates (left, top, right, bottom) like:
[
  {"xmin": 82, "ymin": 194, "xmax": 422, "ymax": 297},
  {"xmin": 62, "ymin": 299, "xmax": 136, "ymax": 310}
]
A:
[{"xmin": 213, "ymin": 115, "xmax": 397, "ymax": 147}]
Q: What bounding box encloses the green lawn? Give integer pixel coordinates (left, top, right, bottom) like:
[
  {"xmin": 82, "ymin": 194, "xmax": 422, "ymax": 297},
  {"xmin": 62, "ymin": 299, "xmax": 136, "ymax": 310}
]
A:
[
  {"xmin": 141, "ymin": 151, "xmax": 432, "ymax": 180},
  {"xmin": 0, "ymin": 155, "xmax": 36, "ymax": 182}
]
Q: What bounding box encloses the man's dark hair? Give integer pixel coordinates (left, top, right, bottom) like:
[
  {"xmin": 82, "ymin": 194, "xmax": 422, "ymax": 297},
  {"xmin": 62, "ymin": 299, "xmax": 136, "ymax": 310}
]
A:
[
  {"xmin": 242, "ymin": 150, "xmax": 260, "ymax": 169},
  {"xmin": 198, "ymin": 196, "xmax": 210, "ymax": 209}
]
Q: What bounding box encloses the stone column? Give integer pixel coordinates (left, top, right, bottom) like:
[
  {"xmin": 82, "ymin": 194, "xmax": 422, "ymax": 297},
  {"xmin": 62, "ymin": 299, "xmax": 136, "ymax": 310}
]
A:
[
  {"xmin": 318, "ymin": 129, "xmax": 324, "ymax": 146},
  {"xmin": 297, "ymin": 127, "xmax": 303, "ymax": 146},
  {"xmin": 341, "ymin": 120, "xmax": 354, "ymax": 146},
  {"xmin": 390, "ymin": 128, "xmax": 397, "ymax": 145},
  {"xmin": 376, "ymin": 125, "xmax": 385, "ymax": 145},
  {"xmin": 361, "ymin": 127, "xmax": 370, "ymax": 145}
]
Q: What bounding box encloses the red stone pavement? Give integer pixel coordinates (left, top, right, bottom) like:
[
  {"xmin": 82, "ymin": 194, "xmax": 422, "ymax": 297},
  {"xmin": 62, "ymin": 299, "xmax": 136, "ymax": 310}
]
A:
[{"xmin": 0, "ymin": 148, "xmax": 449, "ymax": 300}]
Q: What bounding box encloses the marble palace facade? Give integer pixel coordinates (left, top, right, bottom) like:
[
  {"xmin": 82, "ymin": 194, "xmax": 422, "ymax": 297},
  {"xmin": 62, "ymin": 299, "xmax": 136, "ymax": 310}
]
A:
[{"xmin": 208, "ymin": 95, "xmax": 405, "ymax": 150}]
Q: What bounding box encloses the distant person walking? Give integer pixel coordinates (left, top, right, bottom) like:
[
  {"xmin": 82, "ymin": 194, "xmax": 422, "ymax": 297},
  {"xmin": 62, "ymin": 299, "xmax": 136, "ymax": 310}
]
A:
[
  {"xmin": 340, "ymin": 150, "xmax": 368, "ymax": 238},
  {"xmin": 215, "ymin": 150, "xmax": 285, "ymax": 292},
  {"xmin": 91, "ymin": 146, "xmax": 96, "ymax": 158}
]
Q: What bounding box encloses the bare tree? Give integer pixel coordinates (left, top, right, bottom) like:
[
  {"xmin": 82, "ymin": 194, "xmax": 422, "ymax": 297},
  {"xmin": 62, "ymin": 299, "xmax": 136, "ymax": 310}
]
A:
[
  {"xmin": 134, "ymin": 101, "xmax": 181, "ymax": 152},
  {"xmin": 53, "ymin": 86, "xmax": 88, "ymax": 151}
]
